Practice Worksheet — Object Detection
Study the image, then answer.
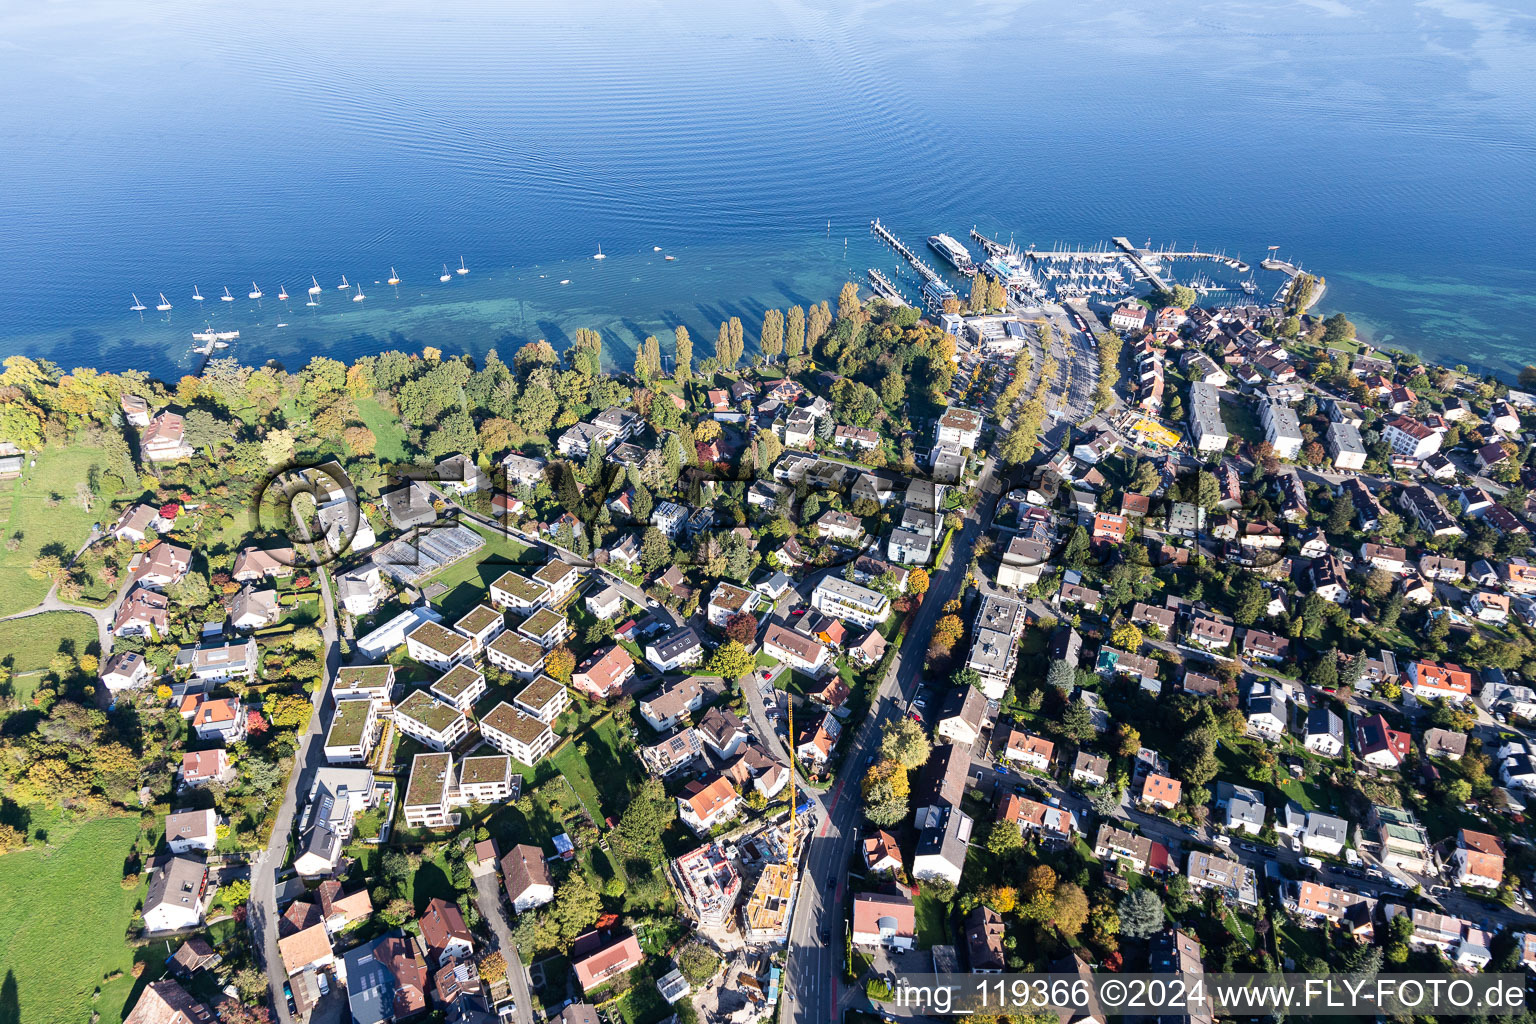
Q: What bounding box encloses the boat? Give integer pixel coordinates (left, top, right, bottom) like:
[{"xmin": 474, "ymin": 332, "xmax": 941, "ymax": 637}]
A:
[
  {"xmin": 927, "ymin": 233, "xmax": 976, "ymax": 276},
  {"xmin": 130, "ymin": 293, "xmax": 147, "ymax": 311},
  {"xmin": 156, "ymin": 292, "xmax": 173, "ymax": 311},
  {"xmin": 352, "ymin": 282, "xmax": 365, "ymax": 302},
  {"xmin": 560, "ymin": 279, "xmax": 570, "ymax": 285},
  {"xmin": 337, "ymin": 275, "xmax": 349, "ymax": 290},
  {"xmin": 664, "ymin": 255, "xmax": 676, "ymax": 261},
  {"xmin": 305, "ymin": 297, "xmax": 318, "ymax": 307},
  {"xmin": 387, "ymin": 266, "xmax": 400, "ymax": 285},
  {"xmin": 276, "ymin": 322, "xmax": 288, "ymax": 328},
  {"xmin": 192, "ymin": 286, "xmax": 205, "ymax": 302},
  {"xmin": 456, "ymin": 256, "xmax": 468, "ymax": 275},
  {"xmin": 308, "ymin": 275, "xmax": 322, "ymax": 295},
  {"xmin": 248, "ymin": 282, "xmax": 263, "ymax": 299},
  {"xmin": 440, "ymin": 264, "xmax": 451, "ymax": 282},
  {"xmin": 221, "ymin": 287, "xmax": 234, "ymax": 302},
  {"xmin": 277, "ymin": 285, "xmax": 289, "ymax": 301},
  {"xmin": 593, "ymin": 244, "xmax": 606, "ymax": 260},
  {"xmin": 652, "ymin": 246, "xmax": 662, "ymax": 251}
]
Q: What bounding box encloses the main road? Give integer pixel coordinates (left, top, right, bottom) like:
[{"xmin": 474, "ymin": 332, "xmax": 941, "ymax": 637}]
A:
[{"xmin": 785, "ymin": 456, "xmax": 1001, "ymax": 1024}]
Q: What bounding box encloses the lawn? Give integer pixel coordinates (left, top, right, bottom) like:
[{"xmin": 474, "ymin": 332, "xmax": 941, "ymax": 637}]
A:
[
  {"xmin": 0, "ymin": 443, "xmax": 109, "ymax": 616},
  {"xmin": 1218, "ymin": 392, "xmax": 1262, "ymax": 444},
  {"xmin": 0, "ymin": 610, "xmax": 100, "ymax": 701},
  {"xmin": 0, "ymin": 814, "xmax": 146, "ymax": 1024},
  {"xmin": 355, "ymin": 397, "xmax": 412, "ymax": 463},
  {"xmin": 911, "ymin": 888, "xmax": 951, "ymax": 949},
  {"xmin": 421, "ymin": 523, "xmax": 539, "ymax": 620},
  {"xmin": 550, "ymin": 715, "xmax": 632, "ymax": 823}
]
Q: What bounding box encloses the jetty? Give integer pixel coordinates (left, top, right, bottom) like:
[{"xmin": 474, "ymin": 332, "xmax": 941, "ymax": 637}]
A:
[
  {"xmin": 866, "ymin": 268, "xmax": 910, "ymax": 307},
  {"xmin": 969, "ymin": 227, "xmax": 1015, "ymax": 262},
  {"xmin": 1111, "ymin": 237, "xmax": 1172, "ymax": 292},
  {"xmin": 869, "ymin": 219, "xmax": 942, "ymax": 284}
]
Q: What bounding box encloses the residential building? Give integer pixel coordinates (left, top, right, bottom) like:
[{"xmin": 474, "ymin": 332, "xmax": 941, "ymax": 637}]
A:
[
  {"xmin": 1304, "ymin": 707, "xmax": 1345, "ymax": 758},
  {"xmin": 1405, "ymin": 661, "xmax": 1474, "ymax": 704},
  {"xmin": 502, "ymin": 843, "xmax": 555, "ymax": 912},
  {"xmin": 1072, "ymin": 752, "xmax": 1109, "ymax": 787},
  {"xmin": 571, "ymin": 930, "xmax": 645, "ymax": 994},
  {"xmin": 706, "ymin": 582, "xmax": 756, "ymax": 628},
  {"xmin": 763, "ymin": 621, "xmax": 829, "ymax": 675},
  {"xmin": 810, "ymin": 577, "xmax": 890, "ymax": 628},
  {"xmin": 430, "ymin": 664, "xmax": 487, "ymax": 713},
  {"xmin": 1092, "ymin": 824, "xmax": 1169, "ymax": 875},
  {"xmin": 342, "ymin": 931, "xmax": 429, "ymax": 1024},
  {"xmin": 965, "ymin": 906, "xmax": 1006, "ymax": 973},
  {"xmin": 165, "ymin": 809, "xmax": 218, "ymax": 854},
  {"xmin": 100, "ymin": 650, "xmax": 152, "ymax": 693},
  {"xmin": 643, "ymin": 628, "xmax": 704, "ymax": 673},
  {"xmin": 1002, "ymin": 728, "xmax": 1054, "ymax": 772},
  {"xmin": 124, "ymin": 980, "xmax": 215, "ymax": 1024},
  {"xmin": 181, "ymin": 694, "xmax": 246, "ymax": 744},
  {"xmin": 1383, "ymin": 415, "xmax": 1443, "ymax": 460},
  {"xmin": 141, "ymin": 411, "xmax": 194, "ymax": 462},
  {"xmin": 403, "ymin": 753, "xmax": 460, "ymax": 830},
  {"xmin": 1260, "ymin": 400, "xmax": 1303, "ymax": 459},
  {"xmin": 1140, "ymin": 773, "xmax": 1182, "ymax": 810},
  {"xmin": 489, "ymin": 570, "xmax": 550, "ymax": 613},
  {"xmin": 1216, "ymin": 782, "xmax": 1266, "ymax": 835},
  {"xmin": 1354, "ymin": 713, "xmax": 1410, "ymax": 769},
  {"xmin": 671, "ymin": 842, "xmax": 742, "ymax": 927},
  {"xmin": 851, "ymin": 892, "xmax": 916, "ymax": 952},
  {"xmin": 393, "ymin": 690, "xmax": 472, "ymax": 751},
  {"xmin": 1325, "ymin": 421, "xmax": 1366, "ymax": 470},
  {"xmin": 1188, "ymin": 382, "xmax": 1229, "ymax": 453},
  {"xmin": 1454, "ymin": 830, "xmax": 1505, "ymax": 889},
  {"xmin": 143, "ymin": 853, "xmax": 207, "ymax": 932},
  {"xmin": 485, "ymin": 631, "xmax": 547, "ymax": 680},
  {"xmin": 479, "ymin": 702, "xmax": 558, "ymax": 764},
  {"xmin": 864, "ymin": 830, "xmax": 903, "ymax": 875},
  {"xmin": 678, "ymin": 774, "xmax": 741, "ymax": 833},
  {"xmin": 966, "ymin": 593, "xmax": 1025, "ymax": 699},
  {"xmin": 405, "ymin": 621, "xmax": 474, "ymax": 673},
  {"xmin": 652, "ymin": 501, "xmax": 689, "ymax": 540},
  {"xmin": 912, "ymin": 744, "xmax": 973, "ymax": 886},
  {"xmin": 1399, "ymin": 484, "xmax": 1461, "ymax": 537},
  {"xmin": 1186, "ymin": 851, "xmax": 1259, "ymax": 907},
  {"xmin": 698, "ymin": 707, "xmax": 750, "ymax": 759},
  {"xmin": 1290, "ymin": 881, "xmax": 1377, "ymax": 936},
  {"xmin": 514, "ymin": 674, "xmax": 570, "ymax": 724},
  {"xmin": 1370, "ymin": 806, "xmax": 1433, "ymax": 874},
  {"xmin": 324, "ymin": 698, "xmax": 380, "ymax": 764},
  {"xmin": 178, "ymin": 749, "xmax": 233, "ymax": 788}
]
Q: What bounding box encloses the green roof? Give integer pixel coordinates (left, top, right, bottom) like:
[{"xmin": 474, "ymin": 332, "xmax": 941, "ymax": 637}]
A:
[
  {"xmin": 533, "ymin": 560, "xmax": 576, "ymax": 588},
  {"xmin": 408, "ymin": 621, "xmax": 471, "ymax": 658},
  {"xmin": 396, "ymin": 689, "xmax": 467, "ymax": 734},
  {"xmin": 431, "ymin": 664, "xmax": 485, "ymax": 701},
  {"xmin": 455, "ymin": 604, "xmax": 503, "ymax": 636},
  {"xmin": 325, "ymin": 699, "xmax": 374, "ymax": 749},
  {"xmin": 519, "ymin": 607, "xmax": 565, "ymax": 640},
  {"xmin": 404, "ymin": 752, "xmax": 453, "ymax": 808},
  {"xmin": 489, "ymin": 631, "xmax": 544, "ymax": 667},
  {"xmin": 481, "ymin": 702, "xmax": 555, "ymax": 747},
  {"xmin": 492, "ymin": 571, "xmax": 548, "ymax": 605},
  {"xmin": 514, "ymin": 675, "xmax": 566, "ymax": 713},
  {"xmin": 459, "ymin": 754, "xmax": 511, "ymax": 786},
  {"xmin": 335, "ymin": 665, "xmax": 394, "ymax": 692}
]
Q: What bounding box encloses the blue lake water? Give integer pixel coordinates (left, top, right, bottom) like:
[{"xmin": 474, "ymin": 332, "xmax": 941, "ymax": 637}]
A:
[{"xmin": 1, "ymin": 0, "xmax": 1533, "ymax": 379}]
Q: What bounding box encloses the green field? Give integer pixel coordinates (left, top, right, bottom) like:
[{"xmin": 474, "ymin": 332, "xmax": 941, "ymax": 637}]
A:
[
  {"xmin": 0, "ymin": 815, "xmax": 146, "ymax": 1024},
  {"xmin": 356, "ymin": 398, "xmax": 412, "ymax": 463},
  {"xmin": 421, "ymin": 523, "xmax": 539, "ymax": 619},
  {"xmin": 549, "ymin": 716, "xmax": 631, "ymax": 823},
  {"xmin": 0, "ymin": 610, "xmax": 100, "ymax": 701},
  {"xmin": 0, "ymin": 444, "xmax": 110, "ymax": 617}
]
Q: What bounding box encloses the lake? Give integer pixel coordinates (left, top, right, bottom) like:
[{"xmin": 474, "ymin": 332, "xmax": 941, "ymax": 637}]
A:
[{"xmin": 1, "ymin": 0, "xmax": 1533, "ymax": 378}]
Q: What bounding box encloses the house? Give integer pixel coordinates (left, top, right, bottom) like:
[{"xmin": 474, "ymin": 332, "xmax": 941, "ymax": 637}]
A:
[
  {"xmin": 1241, "ymin": 629, "xmax": 1289, "ymax": 664},
  {"xmin": 418, "ymin": 897, "xmax": 474, "ymax": 966},
  {"xmin": 796, "ymin": 713, "xmax": 841, "ymax": 765},
  {"xmin": 934, "ymin": 686, "xmax": 988, "ymax": 747},
  {"xmin": 639, "ymin": 677, "xmax": 708, "ymax": 731},
  {"xmin": 864, "ymin": 830, "xmax": 903, "ymax": 875},
  {"xmin": 810, "ymin": 577, "xmax": 890, "ymax": 627},
  {"xmin": 166, "ymin": 937, "xmax": 222, "ymax": 979},
  {"xmin": 100, "ymin": 650, "xmax": 152, "ymax": 692},
  {"xmin": 337, "ymin": 564, "xmax": 387, "ymax": 616},
  {"xmin": 1325, "ymin": 421, "xmax": 1367, "ymax": 470},
  {"xmin": 124, "ymin": 980, "xmax": 215, "ymax": 1024},
  {"xmin": 131, "ymin": 541, "xmax": 192, "ymax": 589},
  {"xmin": 571, "ymin": 930, "xmax": 645, "ymax": 994},
  {"xmin": 1420, "ymin": 555, "xmax": 1466, "ymax": 582},
  {"xmin": 678, "ymin": 774, "xmax": 741, "ymax": 833},
  {"xmin": 1245, "ymin": 692, "xmax": 1287, "ymax": 743},
  {"xmin": 405, "ymin": 621, "xmax": 474, "ymax": 673},
  {"xmin": 1186, "ymin": 851, "xmax": 1259, "ymax": 907},
  {"xmin": 1002, "ymin": 729, "xmax": 1054, "ymax": 772},
  {"xmin": 1370, "ymin": 806, "xmax": 1433, "ymax": 874},
  {"xmin": 324, "ymin": 697, "xmax": 381, "ymax": 764},
  {"xmin": 1090, "ymin": 512, "xmax": 1127, "ymax": 546},
  {"xmin": 1360, "ymin": 543, "xmax": 1407, "ymax": 575},
  {"xmin": 1383, "ymin": 415, "xmax": 1443, "ymax": 460},
  {"xmin": 652, "ymin": 501, "xmax": 689, "ymax": 540},
  {"xmin": 1301, "ymin": 812, "xmax": 1349, "ymax": 856},
  {"xmin": 141, "ymin": 411, "xmax": 195, "ymax": 462},
  {"xmin": 1188, "ymin": 615, "xmax": 1234, "ymax": 651},
  {"xmin": 1308, "ymin": 554, "xmax": 1349, "ymax": 604},
  {"xmin": 143, "ymin": 853, "xmax": 207, "ymax": 933},
  {"xmin": 1398, "ymin": 485, "xmax": 1461, "ymax": 537},
  {"xmin": 1139, "ymin": 773, "xmax": 1182, "ymax": 810},
  {"xmin": 887, "ymin": 528, "xmax": 933, "ymax": 565},
  {"xmin": 585, "ymin": 585, "xmax": 624, "ymax": 621},
  {"xmin": 342, "ymin": 931, "xmax": 430, "ymax": 1024},
  {"xmin": 698, "ymin": 707, "xmax": 750, "ymax": 758},
  {"xmin": 1110, "ymin": 305, "xmax": 1147, "ymax": 331},
  {"xmin": 706, "ymin": 582, "xmax": 756, "ymax": 628},
  {"xmin": 109, "ymin": 503, "xmax": 160, "ymax": 544},
  {"xmin": 1259, "ymin": 400, "xmax": 1303, "ymax": 459},
  {"xmin": 231, "ymin": 545, "xmax": 296, "ymax": 583},
  {"xmin": 851, "ymin": 892, "xmax": 916, "ymax": 952},
  {"xmin": 912, "ymin": 744, "xmax": 973, "ymax": 886},
  {"xmin": 1405, "ymin": 661, "xmax": 1474, "ymax": 704},
  {"xmin": 1290, "ymin": 881, "xmax": 1377, "ymax": 937},
  {"xmin": 382, "ymin": 480, "xmax": 438, "ymax": 530},
  {"xmin": 501, "ymin": 843, "xmax": 555, "ymax": 912},
  {"xmin": 294, "ymin": 767, "xmax": 378, "ymax": 875},
  {"xmin": 393, "ymin": 690, "xmax": 472, "ymax": 751},
  {"xmin": 999, "ymin": 793, "xmax": 1076, "ymax": 838},
  {"xmin": 279, "ymin": 922, "xmax": 335, "ymax": 977},
  {"xmin": 1165, "ymin": 501, "xmax": 1205, "ymax": 538},
  {"xmin": 479, "ymin": 703, "xmax": 558, "ymax": 764},
  {"xmin": 965, "ymin": 906, "xmax": 1006, "ymax": 973},
  {"xmin": 181, "ymin": 695, "xmax": 247, "ymax": 744},
  {"xmin": 847, "ymin": 627, "xmax": 888, "ymax": 668},
  {"xmin": 1092, "ymin": 824, "xmax": 1170, "ymax": 875},
  {"xmin": 178, "ymin": 749, "xmax": 233, "ymax": 788},
  {"xmin": 763, "ymin": 621, "xmax": 829, "ymax": 675},
  {"xmin": 1454, "ymin": 830, "xmax": 1505, "ymax": 889},
  {"xmin": 1182, "ymin": 670, "xmax": 1221, "ymax": 698},
  {"xmin": 1472, "ymin": 591, "xmax": 1511, "ymax": 624},
  {"xmin": 1304, "ymin": 707, "xmax": 1345, "ymax": 758},
  {"xmin": 1216, "ymin": 782, "xmax": 1266, "ymax": 835},
  {"xmin": 1072, "ymin": 752, "xmax": 1109, "ymax": 787},
  {"xmin": 165, "ymin": 808, "xmax": 218, "ymax": 854},
  {"xmin": 643, "ymin": 628, "xmax": 703, "ymax": 673},
  {"xmin": 1354, "ymin": 713, "xmax": 1410, "ymax": 769}
]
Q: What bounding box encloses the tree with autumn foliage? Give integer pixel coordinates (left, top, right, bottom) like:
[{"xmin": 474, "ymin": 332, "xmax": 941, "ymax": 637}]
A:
[
  {"xmin": 544, "ymin": 647, "xmax": 576, "ymax": 683},
  {"xmin": 930, "ymin": 614, "xmax": 964, "ymax": 655},
  {"xmin": 724, "ymin": 612, "xmax": 757, "ymax": 645},
  {"xmin": 906, "ymin": 567, "xmax": 930, "ymax": 597}
]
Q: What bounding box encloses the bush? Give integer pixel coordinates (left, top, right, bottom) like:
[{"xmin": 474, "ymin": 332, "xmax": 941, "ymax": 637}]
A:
[{"xmin": 678, "ymin": 941, "xmax": 721, "ymax": 985}]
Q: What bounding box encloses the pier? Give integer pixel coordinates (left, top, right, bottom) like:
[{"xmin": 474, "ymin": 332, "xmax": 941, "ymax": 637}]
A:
[
  {"xmin": 969, "ymin": 227, "xmax": 1012, "ymax": 261},
  {"xmin": 870, "ymin": 218, "xmax": 942, "ymax": 284},
  {"xmin": 1111, "ymin": 237, "xmax": 1171, "ymax": 292},
  {"xmin": 866, "ymin": 268, "xmax": 910, "ymax": 307}
]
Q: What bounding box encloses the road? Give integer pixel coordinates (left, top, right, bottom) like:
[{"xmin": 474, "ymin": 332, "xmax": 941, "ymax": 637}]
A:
[
  {"xmin": 786, "ymin": 456, "xmax": 1000, "ymax": 1024},
  {"xmin": 250, "ymin": 565, "xmax": 342, "ymax": 1024},
  {"xmin": 473, "ymin": 869, "xmax": 535, "ymax": 1024}
]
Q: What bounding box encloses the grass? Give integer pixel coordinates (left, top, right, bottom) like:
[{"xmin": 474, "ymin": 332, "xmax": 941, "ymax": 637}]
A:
[
  {"xmin": 0, "ymin": 443, "xmax": 108, "ymax": 617},
  {"xmin": 1218, "ymin": 392, "xmax": 1263, "ymax": 444},
  {"xmin": 356, "ymin": 397, "xmax": 412, "ymax": 463},
  {"xmin": 550, "ymin": 715, "xmax": 631, "ymax": 823},
  {"xmin": 607, "ymin": 959, "xmax": 673, "ymax": 1024},
  {"xmin": 420, "ymin": 522, "xmax": 539, "ymax": 620},
  {"xmin": 0, "ymin": 610, "xmax": 100, "ymax": 703},
  {"xmin": 911, "ymin": 888, "xmax": 950, "ymax": 949},
  {"xmin": 0, "ymin": 814, "xmax": 146, "ymax": 1024}
]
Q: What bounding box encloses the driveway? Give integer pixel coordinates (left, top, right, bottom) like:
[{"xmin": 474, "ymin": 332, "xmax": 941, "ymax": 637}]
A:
[{"xmin": 474, "ymin": 869, "xmax": 535, "ymax": 1024}]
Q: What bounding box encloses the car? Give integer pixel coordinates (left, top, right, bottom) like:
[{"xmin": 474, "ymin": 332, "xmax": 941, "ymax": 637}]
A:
[
  {"xmin": 1239, "ymin": 842, "xmax": 1258, "ymax": 853},
  {"xmin": 828, "ymin": 873, "xmax": 838, "ymax": 888},
  {"xmin": 908, "ymin": 712, "xmax": 922, "ymax": 723},
  {"xmin": 820, "ymin": 925, "xmax": 831, "ymax": 943},
  {"xmin": 761, "ymin": 669, "xmax": 773, "ymax": 680},
  {"xmin": 1300, "ymin": 856, "xmax": 1323, "ymax": 870},
  {"xmin": 1214, "ymin": 834, "xmax": 1231, "ymax": 847}
]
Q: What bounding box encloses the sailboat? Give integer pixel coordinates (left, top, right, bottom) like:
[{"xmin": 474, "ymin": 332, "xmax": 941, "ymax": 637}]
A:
[
  {"xmin": 221, "ymin": 287, "xmax": 234, "ymax": 302},
  {"xmin": 156, "ymin": 293, "xmax": 173, "ymax": 311},
  {"xmin": 192, "ymin": 286, "xmax": 205, "ymax": 302},
  {"xmin": 308, "ymin": 275, "xmax": 323, "ymax": 295},
  {"xmin": 337, "ymin": 275, "xmax": 349, "ymax": 290},
  {"xmin": 352, "ymin": 281, "xmax": 365, "ymax": 302},
  {"xmin": 387, "ymin": 266, "xmax": 400, "ymax": 285},
  {"xmin": 592, "ymin": 244, "xmax": 606, "ymax": 260},
  {"xmin": 652, "ymin": 246, "xmax": 662, "ymax": 252},
  {"xmin": 130, "ymin": 293, "xmax": 147, "ymax": 311},
  {"xmin": 456, "ymin": 256, "xmax": 468, "ymax": 275},
  {"xmin": 440, "ymin": 264, "xmax": 451, "ymax": 282},
  {"xmin": 248, "ymin": 282, "xmax": 263, "ymax": 300},
  {"xmin": 277, "ymin": 284, "xmax": 289, "ymax": 301}
]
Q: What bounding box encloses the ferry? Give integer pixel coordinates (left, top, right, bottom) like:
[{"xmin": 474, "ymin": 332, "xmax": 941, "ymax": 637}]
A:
[{"xmin": 927, "ymin": 233, "xmax": 976, "ymax": 276}]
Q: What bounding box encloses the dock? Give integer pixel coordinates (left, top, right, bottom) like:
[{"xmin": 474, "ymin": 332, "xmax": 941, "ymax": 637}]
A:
[
  {"xmin": 969, "ymin": 227, "xmax": 1013, "ymax": 262},
  {"xmin": 866, "ymin": 268, "xmax": 910, "ymax": 307},
  {"xmin": 1110, "ymin": 237, "xmax": 1171, "ymax": 292},
  {"xmin": 870, "ymin": 218, "xmax": 942, "ymax": 284}
]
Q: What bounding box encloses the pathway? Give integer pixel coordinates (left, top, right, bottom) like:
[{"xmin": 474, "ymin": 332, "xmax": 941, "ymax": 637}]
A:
[{"xmin": 473, "ymin": 870, "xmax": 536, "ymax": 1024}]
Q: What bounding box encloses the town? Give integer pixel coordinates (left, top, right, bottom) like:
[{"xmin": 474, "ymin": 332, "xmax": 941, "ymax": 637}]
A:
[{"xmin": 5, "ymin": 265, "xmax": 1536, "ymax": 1024}]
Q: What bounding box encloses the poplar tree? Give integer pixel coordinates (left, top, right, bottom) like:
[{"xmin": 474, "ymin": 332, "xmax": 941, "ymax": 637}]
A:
[
  {"xmin": 837, "ymin": 282, "xmax": 861, "ymax": 322},
  {"xmin": 968, "ymin": 274, "xmax": 988, "ymax": 313},
  {"xmin": 761, "ymin": 309, "xmax": 784, "ymax": 363},
  {"xmin": 807, "ymin": 302, "xmax": 832, "ymax": 353},
  {"xmin": 728, "ymin": 317, "xmax": 744, "ymax": 368},
  {"xmin": 715, "ymin": 322, "xmax": 731, "ymax": 368},
  {"xmin": 674, "ymin": 325, "xmax": 692, "ymax": 381},
  {"xmin": 785, "ymin": 305, "xmax": 805, "ymax": 359}
]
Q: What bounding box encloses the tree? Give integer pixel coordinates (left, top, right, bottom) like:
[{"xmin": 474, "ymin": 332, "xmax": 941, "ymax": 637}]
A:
[
  {"xmin": 1233, "ymin": 576, "xmax": 1267, "ymax": 627},
  {"xmin": 218, "ymin": 878, "xmax": 252, "ymax": 909},
  {"xmin": 1176, "ymin": 726, "xmax": 1219, "ymax": 787},
  {"xmin": 1062, "ymin": 525, "xmax": 1089, "ymax": 569},
  {"xmin": 1046, "ymin": 658, "xmax": 1076, "ymax": 693},
  {"xmin": 1054, "ymin": 882, "xmax": 1089, "ymax": 937},
  {"xmin": 265, "ymin": 693, "xmax": 313, "ymax": 729},
  {"xmin": 1019, "ymin": 865, "xmax": 1058, "ymax": 921},
  {"xmin": 907, "ymin": 568, "xmax": 930, "ymax": 597},
  {"xmin": 785, "ymin": 305, "xmax": 806, "ymax": 359},
  {"xmin": 544, "ymin": 647, "xmax": 575, "ymax": 683},
  {"xmin": 679, "ymin": 941, "xmax": 722, "ymax": 985},
  {"xmin": 1118, "ymin": 889, "xmax": 1165, "ymax": 938},
  {"xmin": 1110, "ymin": 623, "xmax": 1143, "ymax": 650},
  {"xmin": 551, "ymin": 872, "xmax": 603, "ymax": 950},
  {"xmin": 862, "ymin": 758, "xmax": 910, "ymax": 825},
  {"xmin": 761, "ymin": 309, "xmax": 784, "ymax": 362},
  {"xmin": 985, "ymin": 818, "xmax": 1023, "ymax": 856},
  {"xmin": 613, "ymin": 778, "xmax": 675, "ymax": 861},
  {"xmin": 707, "ymin": 640, "xmax": 753, "ymax": 681},
  {"xmin": 879, "ymin": 716, "xmax": 931, "ymax": 770},
  {"xmin": 1327, "ymin": 491, "xmax": 1356, "ymax": 534},
  {"xmin": 1057, "ymin": 700, "xmax": 1095, "ymax": 742},
  {"xmin": 640, "ymin": 527, "xmax": 671, "ymax": 573},
  {"xmin": 931, "ymin": 614, "xmax": 964, "ymax": 654},
  {"xmin": 674, "ymin": 325, "xmax": 692, "ymax": 381},
  {"xmin": 1112, "ymin": 723, "xmax": 1141, "ymax": 758},
  {"xmin": 724, "ymin": 612, "xmax": 757, "ymax": 644},
  {"xmin": 837, "ymin": 281, "xmax": 862, "ymax": 323}
]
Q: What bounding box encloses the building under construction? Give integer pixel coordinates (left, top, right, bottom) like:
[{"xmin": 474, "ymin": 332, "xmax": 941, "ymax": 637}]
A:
[{"xmin": 741, "ymin": 696, "xmax": 805, "ymax": 947}]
